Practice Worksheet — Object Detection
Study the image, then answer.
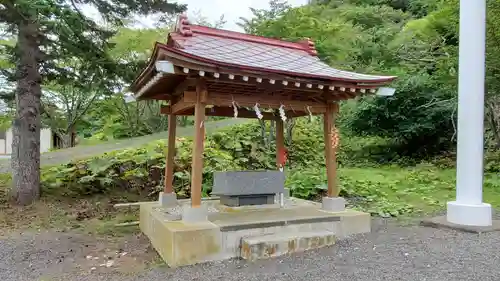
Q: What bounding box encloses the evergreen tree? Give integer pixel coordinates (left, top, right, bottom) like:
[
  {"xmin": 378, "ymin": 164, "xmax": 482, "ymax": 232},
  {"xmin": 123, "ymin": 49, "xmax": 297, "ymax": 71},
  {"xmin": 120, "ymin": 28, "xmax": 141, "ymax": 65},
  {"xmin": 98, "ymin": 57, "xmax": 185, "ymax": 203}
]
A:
[{"xmin": 0, "ymin": 0, "xmax": 185, "ymax": 205}]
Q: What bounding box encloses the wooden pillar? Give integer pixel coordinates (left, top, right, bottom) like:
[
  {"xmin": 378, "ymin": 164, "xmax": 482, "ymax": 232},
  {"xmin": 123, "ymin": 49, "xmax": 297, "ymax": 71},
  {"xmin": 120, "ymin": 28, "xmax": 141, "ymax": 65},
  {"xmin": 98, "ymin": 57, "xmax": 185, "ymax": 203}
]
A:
[
  {"xmin": 324, "ymin": 102, "xmax": 339, "ymax": 197},
  {"xmin": 190, "ymin": 80, "xmax": 207, "ymax": 207},
  {"xmin": 276, "ymin": 119, "xmax": 285, "ymax": 169},
  {"xmin": 164, "ymin": 114, "xmax": 177, "ymax": 193}
]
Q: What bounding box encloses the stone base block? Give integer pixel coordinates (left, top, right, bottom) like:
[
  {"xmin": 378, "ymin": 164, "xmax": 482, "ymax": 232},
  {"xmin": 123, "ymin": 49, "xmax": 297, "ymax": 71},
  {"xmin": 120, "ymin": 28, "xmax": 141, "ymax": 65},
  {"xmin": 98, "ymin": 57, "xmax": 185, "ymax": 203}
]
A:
[
  {"xmin": 336, "ymin": 210, "xmax": 371, "ymax": 238},
  {"xmin": 140, "ymin": 203, "xmax": 221, "ymax": 267},
  {"xmin": 316, "ymin": 208, "xmax": 371, "ymax": 238},
  {"xmin": 421, "ymin": 215, "xmax": 500, "ymax": 233},
  {"xmin": 322, "ymin": 197, "xmax": 346, "ymax": 212},
  {"xmin": 446, "ymin": 201, "xmax": 492, "ymax": 226},
  {"xmin": 220, "ymin": 194, "xmax": 275, "ymax": 207},
  {"xmin": 159, "ymin": 192, "xmax": 178, "ymax": 207},
  {"xmin": 213, "ymin": 170, "xmax": 285, "ymax": 195},
  {"xmin": 182, "ymin": 204, "xmax": 208, "ymax": 223},
  {"xmin": 240, "ymin": 231, "xmax": 336, "ymax": 261},
  {"xmin": 139, "ymin": 199, "xmax": 371, "ymax": 267}
]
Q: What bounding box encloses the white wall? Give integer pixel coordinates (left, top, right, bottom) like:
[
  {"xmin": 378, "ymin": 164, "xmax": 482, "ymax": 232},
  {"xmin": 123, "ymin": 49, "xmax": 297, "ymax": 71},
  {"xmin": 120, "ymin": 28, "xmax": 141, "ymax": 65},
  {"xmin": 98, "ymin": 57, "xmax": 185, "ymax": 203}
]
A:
[
  {"xmin": 40, "ymin": 128, "xmax": 52, "ymax": 153},
  {"xmin": 0, "ymin": 139, "xmax": 5, "ymax": 154},
  {"xmin": 5, "ymin": 128, "xmax": 12, "ymax": 154},
  {"xmin": 0, "ymin": 127, "xmax": 52, "ymax": 155}
]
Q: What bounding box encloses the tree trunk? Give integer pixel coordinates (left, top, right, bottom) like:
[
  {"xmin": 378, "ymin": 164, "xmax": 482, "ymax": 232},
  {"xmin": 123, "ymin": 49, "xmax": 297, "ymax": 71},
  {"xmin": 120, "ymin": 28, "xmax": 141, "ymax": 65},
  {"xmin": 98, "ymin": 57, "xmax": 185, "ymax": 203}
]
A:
[
  {"xmin": 55, "ymin": 131, "xmax": 73, "ymax": 148},
  {"xmin": 10, "ymin": 19, "xmax": 42, "ymax": 205},
  {"xmin": 486, "ymin": 97, "xmax": 500, "ymax": 148}
]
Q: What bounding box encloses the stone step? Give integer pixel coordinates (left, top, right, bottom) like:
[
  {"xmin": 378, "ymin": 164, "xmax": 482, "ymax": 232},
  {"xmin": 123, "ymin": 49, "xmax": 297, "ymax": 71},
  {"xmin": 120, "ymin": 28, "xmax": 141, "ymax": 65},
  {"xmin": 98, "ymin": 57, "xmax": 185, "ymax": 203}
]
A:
[{"xmin": 240, "ymin": 230, "xmax": 335, "ymax": 261}]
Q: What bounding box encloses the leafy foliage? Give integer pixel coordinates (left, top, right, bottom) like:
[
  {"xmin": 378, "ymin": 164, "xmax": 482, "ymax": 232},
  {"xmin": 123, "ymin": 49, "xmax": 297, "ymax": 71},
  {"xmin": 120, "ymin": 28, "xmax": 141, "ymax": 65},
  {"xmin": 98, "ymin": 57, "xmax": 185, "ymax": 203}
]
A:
[
  {"xmin": 37, "ymin": 118, "xmax": 492, "ymax": 218},
  {"xmin": 1, "ymin": 0, "xmax": 186, "ymax": 205},
  {"xmin": 235, "ymin": 0, "xmax": 468, "ymax": 159}
]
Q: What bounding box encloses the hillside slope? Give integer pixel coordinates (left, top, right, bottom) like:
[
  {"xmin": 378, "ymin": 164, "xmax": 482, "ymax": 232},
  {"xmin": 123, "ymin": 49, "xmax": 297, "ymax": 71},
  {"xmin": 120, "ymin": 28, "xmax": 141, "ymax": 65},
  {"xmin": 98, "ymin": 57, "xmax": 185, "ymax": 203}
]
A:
[{"xmin": 0, "ymin": 118, "xmax": 249, "ymax": 173}]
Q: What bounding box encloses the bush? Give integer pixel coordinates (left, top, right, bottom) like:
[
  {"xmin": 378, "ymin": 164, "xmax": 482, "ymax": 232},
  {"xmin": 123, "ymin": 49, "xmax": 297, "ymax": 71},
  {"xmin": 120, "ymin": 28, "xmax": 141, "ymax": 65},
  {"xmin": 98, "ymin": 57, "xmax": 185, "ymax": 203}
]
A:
[
  {"xmin": 39, "ymin": 119, "xmax": 453, "ymax": 218},
  {"xmin": 41, "ymin": 138, "xmax": 236, "ymax": 199},
  {"xmin": 286, "ymin": 167, "xmax": 415, "ymax": 217},
  {"xmin": 40, "ymin": 120, "xmax": 405, "ymax": 198}
]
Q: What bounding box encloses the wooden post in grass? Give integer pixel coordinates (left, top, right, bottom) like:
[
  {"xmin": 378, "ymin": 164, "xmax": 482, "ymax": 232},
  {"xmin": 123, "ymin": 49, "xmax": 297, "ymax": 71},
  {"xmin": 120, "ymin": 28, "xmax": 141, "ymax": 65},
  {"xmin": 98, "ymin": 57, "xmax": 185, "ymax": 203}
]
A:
[
  {"xmin": 190, "ymin": 80, "xmax": 207, "ymax": 208},
  {"xmin": 164, "ymin": 114, "xmax": 177, "ymax": 194},
  {"xmin": 324, "ymin": 102, "xmax": 339, "ymax": 197}
]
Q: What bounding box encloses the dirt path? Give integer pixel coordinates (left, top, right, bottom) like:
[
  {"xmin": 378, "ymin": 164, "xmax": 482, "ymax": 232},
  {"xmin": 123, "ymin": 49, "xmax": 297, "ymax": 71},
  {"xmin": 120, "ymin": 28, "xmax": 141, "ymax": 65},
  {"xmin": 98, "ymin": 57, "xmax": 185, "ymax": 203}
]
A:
[
  {"xmin": 2, "ymin": 219, "xmax": 499, "ymax": 281},
  {"xmin": 0, "ymin": 119, "xmax": 249, "ymax": 173}
]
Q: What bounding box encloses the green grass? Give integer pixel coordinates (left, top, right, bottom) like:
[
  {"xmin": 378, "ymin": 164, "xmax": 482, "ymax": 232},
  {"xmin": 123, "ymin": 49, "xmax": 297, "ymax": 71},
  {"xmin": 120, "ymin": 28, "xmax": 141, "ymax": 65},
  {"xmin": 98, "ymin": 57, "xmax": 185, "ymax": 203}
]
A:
[
  {"xmin": 343, "ymin": 165, "xmax": 500, "ymax": 214},
  {"xmin": 288, "ymin": 164, "xmax": 500, "ymax": 217}
]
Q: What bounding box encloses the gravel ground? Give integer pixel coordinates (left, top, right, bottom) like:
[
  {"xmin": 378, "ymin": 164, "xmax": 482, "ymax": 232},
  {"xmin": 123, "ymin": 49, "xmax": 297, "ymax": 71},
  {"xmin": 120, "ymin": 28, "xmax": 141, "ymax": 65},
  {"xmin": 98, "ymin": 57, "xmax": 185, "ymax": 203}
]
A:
[
  {"xmin": 0, "ymin": 118, "xmax": 249, "ymax": 173},
  {"xmin": 1, "ymin": 219, "xmax": 499, "ymax": 281}
]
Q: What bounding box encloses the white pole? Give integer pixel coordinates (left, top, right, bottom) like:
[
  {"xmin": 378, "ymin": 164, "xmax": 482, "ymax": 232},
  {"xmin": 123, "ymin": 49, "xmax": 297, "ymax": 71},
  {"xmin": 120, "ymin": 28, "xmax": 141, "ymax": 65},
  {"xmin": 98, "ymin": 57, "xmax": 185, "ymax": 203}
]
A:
[{"xmin": 446, "ymin": 0, "xmax": 492, "ymax": 226}]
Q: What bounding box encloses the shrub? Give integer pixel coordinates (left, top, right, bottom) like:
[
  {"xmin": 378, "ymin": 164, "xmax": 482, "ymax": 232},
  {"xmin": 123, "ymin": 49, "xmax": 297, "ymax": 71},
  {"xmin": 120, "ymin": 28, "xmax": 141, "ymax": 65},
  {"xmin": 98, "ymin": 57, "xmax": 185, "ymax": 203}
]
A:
[{"xmin": 39, "ymin": 120, "xmax": 400, "ymax": 198}]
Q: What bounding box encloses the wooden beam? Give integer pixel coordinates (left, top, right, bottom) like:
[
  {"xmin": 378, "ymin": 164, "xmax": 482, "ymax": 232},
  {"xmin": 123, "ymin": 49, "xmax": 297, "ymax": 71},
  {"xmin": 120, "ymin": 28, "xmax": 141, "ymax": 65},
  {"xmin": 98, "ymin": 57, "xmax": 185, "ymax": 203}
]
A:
[
  {"xmin": 173, "ymin": 78, "xmax": 197, "ymax": 96},
  {"xmin": 207, "ymin": 106, "xmax": 275, "ymax": 119},
  {"xmin": 183, "ymin": 90, "xmax": 206, "ymax": 103},
  {"xmin": 190, "ymin": 80, "xmax": 207, "ymax": 208},
  {"xmin": 161, "ymin": 105, "xmax": 311, "ymax": 119},
  {"xmin": 171, "ymin": 99, "xmax": 194, "ymax": 114},
  {"xmin": 276, "ymin": 119, "xmax": 285, "ymax": 170},
  {"xmin": 168, "ymin": 92, "xmax": 196, "ymax": 114},
  {"xmin": 197, "ymin": 76, "xmax": 326, "ymax": 94},
  {"xmin": 164, "ymin": 115, "xmax": 177, "ymax": 193},
  {"xmin": 192, "ymin": 92, "xmax": 326, "ymax": 113},
  {"xmin": 184, "ymin": 106, "xmax": 278, "ymax": 119},
  {"xmin": 150, "ymin": 93, "xmax": 172, "ymax": 100},
  {"xmin": 160, "ymin": 106, "xmax": 171, "ymax": 115},
  {"xmin": 324, "ymin": 102, "xmax": 340, "ymax": 197}
]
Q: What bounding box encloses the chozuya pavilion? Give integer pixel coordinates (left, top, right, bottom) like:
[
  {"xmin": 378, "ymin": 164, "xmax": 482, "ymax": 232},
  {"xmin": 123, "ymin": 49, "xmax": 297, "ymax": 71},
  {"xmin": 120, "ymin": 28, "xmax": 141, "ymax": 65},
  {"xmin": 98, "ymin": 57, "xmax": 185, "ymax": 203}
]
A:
[{"xmin": 130, "ymin": 14, "xmax": 396, "ymax": 267}]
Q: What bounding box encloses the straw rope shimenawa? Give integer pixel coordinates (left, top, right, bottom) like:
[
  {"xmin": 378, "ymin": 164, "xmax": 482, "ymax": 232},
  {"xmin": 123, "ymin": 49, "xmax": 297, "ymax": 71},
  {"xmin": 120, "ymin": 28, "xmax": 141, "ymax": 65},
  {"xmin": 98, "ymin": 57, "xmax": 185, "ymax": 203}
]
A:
[{"xmin": 331, "ymin": 126, "xmax": 340, "ymax": 151}]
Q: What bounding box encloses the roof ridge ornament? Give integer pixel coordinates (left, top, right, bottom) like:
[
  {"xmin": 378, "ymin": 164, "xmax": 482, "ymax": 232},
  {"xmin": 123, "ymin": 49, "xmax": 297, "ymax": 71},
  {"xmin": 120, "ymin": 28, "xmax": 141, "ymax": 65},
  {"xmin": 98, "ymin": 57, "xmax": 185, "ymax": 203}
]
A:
[
  {"xmin": 298, "ymin": 38, "xmax": 318, "ymax": 56},
  {"xmin": 175, "ymin": 13, "xmax": 192, "ymax": 37}
]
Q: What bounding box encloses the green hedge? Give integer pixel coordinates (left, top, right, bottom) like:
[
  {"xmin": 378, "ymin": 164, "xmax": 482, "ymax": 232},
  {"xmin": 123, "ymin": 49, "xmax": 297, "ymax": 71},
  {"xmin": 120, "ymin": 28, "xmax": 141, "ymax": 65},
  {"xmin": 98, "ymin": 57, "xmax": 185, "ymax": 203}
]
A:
[{"xmin": 40, "ymin": 119, "xmax": 390, "ymax": 198}]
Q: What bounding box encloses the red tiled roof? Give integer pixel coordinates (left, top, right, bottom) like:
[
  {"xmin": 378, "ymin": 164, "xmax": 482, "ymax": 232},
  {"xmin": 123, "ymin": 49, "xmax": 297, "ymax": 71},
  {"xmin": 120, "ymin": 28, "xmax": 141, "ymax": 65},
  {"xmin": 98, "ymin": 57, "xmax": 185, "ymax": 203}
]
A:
[{"xmin": 161, "ymin": 14, "xmax": 396, "ymax": 83}]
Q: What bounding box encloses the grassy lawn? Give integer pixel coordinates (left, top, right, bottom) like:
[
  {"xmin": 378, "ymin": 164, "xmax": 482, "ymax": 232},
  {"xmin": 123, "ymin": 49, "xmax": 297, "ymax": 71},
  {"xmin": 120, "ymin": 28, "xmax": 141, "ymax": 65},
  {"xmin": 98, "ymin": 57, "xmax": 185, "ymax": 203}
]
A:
[
  {"xmin": 0, "ymin": 195, "xmax": 143, "ymax": 237},
  {"xmin": 288, "ymin": 165, "xmax": 500, "ymax": 217},
  {"xmin": 341, "ymin": 166, "xmax": 500, "ymax": 215}
]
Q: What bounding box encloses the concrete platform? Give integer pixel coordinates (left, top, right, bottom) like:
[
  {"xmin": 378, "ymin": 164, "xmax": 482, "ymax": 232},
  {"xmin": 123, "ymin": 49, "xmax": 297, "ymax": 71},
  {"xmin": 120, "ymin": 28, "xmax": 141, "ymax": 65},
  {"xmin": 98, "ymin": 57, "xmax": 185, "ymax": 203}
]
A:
[
  {"xmin": 241, "ymin": 230, "xmax": 336, "ymax": 261},
  {"xmin": 140, "ymin": 197, "xmax": 371, "ymax": 267},
  {"xmin": 421, "ymin": 216, "xmax": 500, "ymax": 233}
]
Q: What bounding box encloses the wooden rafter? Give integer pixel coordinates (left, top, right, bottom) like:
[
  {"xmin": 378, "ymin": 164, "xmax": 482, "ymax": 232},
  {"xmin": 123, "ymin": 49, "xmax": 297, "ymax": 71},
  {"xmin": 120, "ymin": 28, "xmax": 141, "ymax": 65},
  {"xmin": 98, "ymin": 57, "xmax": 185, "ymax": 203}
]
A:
[
  {"xmin": 170, "ymin": 99, "xmax": 194, "ymax": 115},
  {"xmin": 160, "ymin": 105, "xmax": 311, "ymax": 119},
  {"xmin": 182, "ymin": 91, "xmax": 326, "ymax": 113}
]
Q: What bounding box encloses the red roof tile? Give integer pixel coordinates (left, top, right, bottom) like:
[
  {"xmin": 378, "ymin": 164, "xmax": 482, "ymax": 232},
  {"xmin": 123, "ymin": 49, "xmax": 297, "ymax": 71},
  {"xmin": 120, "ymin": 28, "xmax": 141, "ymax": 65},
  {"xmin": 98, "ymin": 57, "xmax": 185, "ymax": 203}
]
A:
[{"xmin": 162, "ymin": 14, "xmax": 396, "ymax": 83}]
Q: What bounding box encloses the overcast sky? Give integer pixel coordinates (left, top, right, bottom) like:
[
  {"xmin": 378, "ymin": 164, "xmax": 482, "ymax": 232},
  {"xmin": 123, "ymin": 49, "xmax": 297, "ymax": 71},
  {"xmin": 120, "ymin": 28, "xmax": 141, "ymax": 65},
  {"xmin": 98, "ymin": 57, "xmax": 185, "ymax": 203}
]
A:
[
  {"xmin": 83, "ymin": 0, "xmax": 308, "ymax": 32},
  {"xmin": 175, "ymin": 0, "xmax": 308, "ymax": 31}
]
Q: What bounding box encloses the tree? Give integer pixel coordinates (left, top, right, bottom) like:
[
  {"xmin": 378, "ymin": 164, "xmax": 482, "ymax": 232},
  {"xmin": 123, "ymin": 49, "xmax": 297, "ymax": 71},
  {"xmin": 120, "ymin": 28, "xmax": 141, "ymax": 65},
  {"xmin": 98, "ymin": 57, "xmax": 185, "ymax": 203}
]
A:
[
  {"xmin": 78, "ymin": 14, "xmax": 227, "ymax": 141},
  {"xmin": 238, "ymin": 0, "xmax": 291, "ymax": 34},
  {"xmin": 238, "ymin": 0, "xmax": 461, "ymax": 158},
  {"xmin": 42, "ymin": 84, "xmax": 101, "ymax": 148},
  {"xmin": 0, "ymin": 0, "xmax": 186, "ymax": 205},
  {"xmin": 191, "ymin": 9, "xmax": 226, "ymax": 29}
]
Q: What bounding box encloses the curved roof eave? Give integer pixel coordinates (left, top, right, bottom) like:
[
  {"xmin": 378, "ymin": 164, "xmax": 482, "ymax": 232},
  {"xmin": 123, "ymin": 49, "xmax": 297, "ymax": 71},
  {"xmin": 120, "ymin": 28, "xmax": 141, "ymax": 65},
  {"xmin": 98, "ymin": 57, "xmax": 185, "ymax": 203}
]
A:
[
  {"xmin": 157, "ymin": 44, "xmax": 397, "ymax": 84},
  {"xmin": 130, "ymin": 42, "xmax": 397, "ymax": 94}
]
